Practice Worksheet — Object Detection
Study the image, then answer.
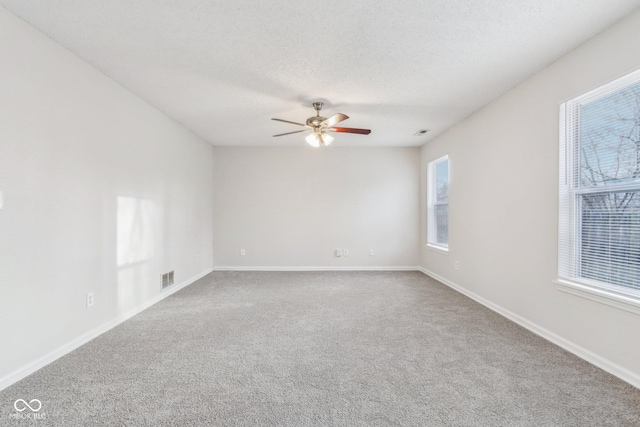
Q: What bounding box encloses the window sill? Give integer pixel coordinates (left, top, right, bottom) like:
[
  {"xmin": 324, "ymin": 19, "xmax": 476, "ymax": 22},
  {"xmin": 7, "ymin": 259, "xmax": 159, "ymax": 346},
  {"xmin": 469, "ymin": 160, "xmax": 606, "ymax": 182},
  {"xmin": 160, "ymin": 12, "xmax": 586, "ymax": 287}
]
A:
[
  {"xmin": 425, "ymin": 244, "xmax": 449, "ymax": 255},
  {"xmin": 554, "ymin": 279, "xmax": 640, "ymax": 316}
]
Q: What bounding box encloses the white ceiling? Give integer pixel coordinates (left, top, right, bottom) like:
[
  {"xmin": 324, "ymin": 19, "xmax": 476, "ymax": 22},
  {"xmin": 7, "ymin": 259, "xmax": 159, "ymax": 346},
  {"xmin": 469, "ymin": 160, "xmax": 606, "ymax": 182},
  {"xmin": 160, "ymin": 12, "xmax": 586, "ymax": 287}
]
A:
[{"xmin": 2, "ymin": 1, "xmax": 639, "ymax": 147}]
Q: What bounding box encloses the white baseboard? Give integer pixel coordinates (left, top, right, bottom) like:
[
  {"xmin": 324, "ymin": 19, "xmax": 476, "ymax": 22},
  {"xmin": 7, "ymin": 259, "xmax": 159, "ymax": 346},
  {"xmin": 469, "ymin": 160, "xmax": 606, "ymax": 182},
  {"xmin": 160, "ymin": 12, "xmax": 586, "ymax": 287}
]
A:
[
  {"xmin": 0, "ymin": 267, "xmax": 213, "ymax": 392},
  {"xmin": 212, "ymin": 266, "xmax": 420, "ymax": 271},
  {"xmin": 417, "ymin": 267, "xmax": 640, "ymax": 390}
]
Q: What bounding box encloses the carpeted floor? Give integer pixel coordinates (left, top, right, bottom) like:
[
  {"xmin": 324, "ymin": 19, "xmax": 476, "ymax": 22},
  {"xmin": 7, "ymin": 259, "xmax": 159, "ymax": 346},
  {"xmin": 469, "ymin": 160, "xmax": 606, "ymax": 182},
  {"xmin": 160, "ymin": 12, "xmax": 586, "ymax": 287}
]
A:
[{"xmin": 1, "ymin": 271, "xmax": 639, "ymax": 426}]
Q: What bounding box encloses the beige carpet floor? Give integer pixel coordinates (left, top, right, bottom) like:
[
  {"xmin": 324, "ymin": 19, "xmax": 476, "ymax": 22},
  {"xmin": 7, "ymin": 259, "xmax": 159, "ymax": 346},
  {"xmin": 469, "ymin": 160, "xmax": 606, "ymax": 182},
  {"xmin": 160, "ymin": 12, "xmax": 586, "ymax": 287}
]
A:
[{"xmin": 1, "ymin": 271, "xmax": 639, "ymax": 426}]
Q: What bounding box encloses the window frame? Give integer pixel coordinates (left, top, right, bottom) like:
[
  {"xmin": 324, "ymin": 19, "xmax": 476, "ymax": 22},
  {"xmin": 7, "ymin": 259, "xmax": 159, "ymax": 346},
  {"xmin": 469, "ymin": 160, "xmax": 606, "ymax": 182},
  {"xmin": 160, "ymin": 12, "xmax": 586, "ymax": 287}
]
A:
[
  {"xmin": 557, "ymin": 69, "xmax": 640, "ymax": 314},
  {"xmin": 427, "ymin": 155, "xmax": 450, "ymax": 252}
]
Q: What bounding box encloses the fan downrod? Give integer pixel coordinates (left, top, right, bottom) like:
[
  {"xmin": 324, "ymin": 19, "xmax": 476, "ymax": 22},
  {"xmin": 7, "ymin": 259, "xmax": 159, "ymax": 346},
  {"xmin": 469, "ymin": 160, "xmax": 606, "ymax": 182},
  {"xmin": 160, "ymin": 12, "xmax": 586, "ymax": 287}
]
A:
[{"xmin": 307, "ymin": 102, "xmax": 327, "ymax": 127}]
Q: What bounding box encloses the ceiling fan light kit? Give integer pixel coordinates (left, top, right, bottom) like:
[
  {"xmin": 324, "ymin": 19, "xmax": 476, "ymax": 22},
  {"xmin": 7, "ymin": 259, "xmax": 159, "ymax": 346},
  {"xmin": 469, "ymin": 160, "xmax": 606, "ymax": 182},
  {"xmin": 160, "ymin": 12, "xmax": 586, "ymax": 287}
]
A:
[
  {"xmin": 306, "ymin": 132, "xmax": 333, "ymax": 147},
  {"xmin": 272, "ymin": 102, "xmax": 371, "ymax": 147}
]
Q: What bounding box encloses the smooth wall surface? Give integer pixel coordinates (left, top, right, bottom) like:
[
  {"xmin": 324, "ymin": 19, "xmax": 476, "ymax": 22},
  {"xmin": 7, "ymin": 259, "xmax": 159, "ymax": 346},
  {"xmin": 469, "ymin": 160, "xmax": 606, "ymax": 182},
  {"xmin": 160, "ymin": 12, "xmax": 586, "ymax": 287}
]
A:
[
  {"xmin": 213, "ymin": 147, "xmax": 420, "ymax": 268},
  {"xmin": 0, "ymin": 8, "xmax": 213, "ymax": 381},
  {"xmin": 420, "ymin": 9, "xmax": 640, "ymax": 381}
]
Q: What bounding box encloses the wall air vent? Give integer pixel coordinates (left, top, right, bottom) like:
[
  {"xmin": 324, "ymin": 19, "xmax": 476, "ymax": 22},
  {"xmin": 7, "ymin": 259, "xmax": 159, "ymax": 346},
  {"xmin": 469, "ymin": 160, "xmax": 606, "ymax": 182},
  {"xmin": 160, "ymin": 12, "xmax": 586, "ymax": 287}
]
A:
[{"xmin": 162, "ymin": 271, "xmax": 175, "ymax": 289}]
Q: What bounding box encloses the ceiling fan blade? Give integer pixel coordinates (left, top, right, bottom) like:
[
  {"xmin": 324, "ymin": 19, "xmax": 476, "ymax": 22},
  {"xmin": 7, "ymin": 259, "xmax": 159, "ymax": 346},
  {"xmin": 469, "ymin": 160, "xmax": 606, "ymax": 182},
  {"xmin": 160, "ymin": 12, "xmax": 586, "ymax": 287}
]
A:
[
  {"xmin": 272, "ymin": 118, "xmax": 307, "ymax": 127},
  {"xmin": 321, "ymin": 113, "xmax": 349, "ymax": 127},
  {"xmin": 328, "ymin": 127, "xmax": 371, "ymax": 135},
  {"xmin": 273, "ymin": 129, "xmax": 308, "ymax": 137}
]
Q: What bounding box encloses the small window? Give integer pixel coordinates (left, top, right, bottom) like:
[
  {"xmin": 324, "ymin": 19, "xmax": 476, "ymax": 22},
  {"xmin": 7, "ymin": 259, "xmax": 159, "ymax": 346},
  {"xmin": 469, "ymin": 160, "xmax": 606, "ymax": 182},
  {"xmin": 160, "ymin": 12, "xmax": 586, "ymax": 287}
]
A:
[
  {"xmin": 559, "ymin": 69, "xmax": 640, "ymax": 299},
  {"xmin": 427, "ymin": 155, "xmax": 449, "ymax": 250}
]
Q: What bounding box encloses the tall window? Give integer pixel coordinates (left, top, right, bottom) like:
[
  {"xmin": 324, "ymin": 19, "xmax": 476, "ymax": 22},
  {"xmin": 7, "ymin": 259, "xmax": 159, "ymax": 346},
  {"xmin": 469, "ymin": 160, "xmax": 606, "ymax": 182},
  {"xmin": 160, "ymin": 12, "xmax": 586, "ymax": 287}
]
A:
[
  {"xmin": 427, "ymin": 155, "xmax": 449, "ymax": 250},
  {"xmin": 559, "ymin": 70, "xmax": 640, "ymax": 298}
]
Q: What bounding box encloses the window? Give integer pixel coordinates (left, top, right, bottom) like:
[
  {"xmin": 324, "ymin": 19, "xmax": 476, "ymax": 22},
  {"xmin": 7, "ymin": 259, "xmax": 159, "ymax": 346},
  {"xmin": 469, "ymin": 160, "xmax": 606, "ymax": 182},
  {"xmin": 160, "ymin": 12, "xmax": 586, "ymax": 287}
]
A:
[
  {"xmin": 427, "ymin": 155, "xmax": 449, "ymax": 250},
  {"xmin": 559, "ymin": 70, "xmax": 640, "ymax": 303}
]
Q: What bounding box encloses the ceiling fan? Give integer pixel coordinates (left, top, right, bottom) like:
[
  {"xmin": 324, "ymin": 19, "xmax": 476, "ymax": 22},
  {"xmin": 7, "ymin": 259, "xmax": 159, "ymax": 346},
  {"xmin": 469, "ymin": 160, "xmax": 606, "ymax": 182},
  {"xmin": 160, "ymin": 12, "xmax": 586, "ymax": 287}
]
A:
[{"xmin": 272, "ymin": 102, "xmax": 371, "ymax": 147}]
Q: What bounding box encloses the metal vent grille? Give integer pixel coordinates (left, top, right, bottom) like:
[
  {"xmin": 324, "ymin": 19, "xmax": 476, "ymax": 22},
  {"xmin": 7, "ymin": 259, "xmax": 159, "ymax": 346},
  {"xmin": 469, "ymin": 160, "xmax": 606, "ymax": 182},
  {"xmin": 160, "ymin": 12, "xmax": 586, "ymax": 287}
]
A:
[{"xmin": 162, "ymin": 271, "xmax": 175, "ymax": 289}]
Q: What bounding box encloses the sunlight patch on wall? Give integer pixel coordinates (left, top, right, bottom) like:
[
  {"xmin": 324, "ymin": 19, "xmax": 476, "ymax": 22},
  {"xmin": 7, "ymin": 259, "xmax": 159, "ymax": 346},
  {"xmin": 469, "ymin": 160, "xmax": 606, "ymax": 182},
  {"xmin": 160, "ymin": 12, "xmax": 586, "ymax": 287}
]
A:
[
  {"xmin": 117, "ymin": 197, "xmax": 157, "ymax": 312},
  {"xmin": 117, "ymin": 197, "xmax": 155, "ymax": 266}
]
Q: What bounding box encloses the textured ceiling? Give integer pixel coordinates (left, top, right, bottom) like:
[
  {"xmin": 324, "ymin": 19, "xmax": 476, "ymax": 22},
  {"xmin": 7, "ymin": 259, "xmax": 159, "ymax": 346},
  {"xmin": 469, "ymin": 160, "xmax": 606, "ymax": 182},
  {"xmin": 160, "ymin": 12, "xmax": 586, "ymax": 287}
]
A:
[{"xmin": 2, "ymin": 1, "xmax": 639, "ymax": 147}]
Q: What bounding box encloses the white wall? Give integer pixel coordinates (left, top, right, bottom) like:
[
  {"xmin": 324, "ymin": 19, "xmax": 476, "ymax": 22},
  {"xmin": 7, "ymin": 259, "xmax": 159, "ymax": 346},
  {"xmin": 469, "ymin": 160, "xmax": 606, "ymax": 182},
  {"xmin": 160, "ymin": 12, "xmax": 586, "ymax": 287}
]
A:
[
  {"xmin": 213, "ymin": 147, "xmax": 420, "ymax": 268},
  {"xmin": 0, "ymin": 8, "xmax": 213, "ymax": 385},
  {"xmin": 420, "ymin": 9, "xmax": 640, "ymax": 385}
]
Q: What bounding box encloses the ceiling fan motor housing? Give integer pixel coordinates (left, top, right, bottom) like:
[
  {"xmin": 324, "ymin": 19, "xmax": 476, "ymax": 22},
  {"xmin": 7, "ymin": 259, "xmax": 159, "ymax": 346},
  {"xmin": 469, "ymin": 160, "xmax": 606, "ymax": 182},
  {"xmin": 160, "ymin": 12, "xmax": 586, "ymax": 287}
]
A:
[
  {"xmin": 307, "ymin": 101, "xmax": 326, "ymax": 127},
  {"xmin": 306, "ymin": 116, "xmax": 327, "ymax": 127}
]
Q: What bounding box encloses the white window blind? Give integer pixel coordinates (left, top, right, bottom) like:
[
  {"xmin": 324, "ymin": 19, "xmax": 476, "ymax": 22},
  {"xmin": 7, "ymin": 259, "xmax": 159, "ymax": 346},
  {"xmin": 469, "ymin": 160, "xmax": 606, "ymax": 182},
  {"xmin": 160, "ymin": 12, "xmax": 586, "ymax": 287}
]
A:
[
  {"xmin": 427, "ymin": 155, "xmax": 449, "ymax": 250},
  {"xmin": 559, "ymin": 70, "xmax": 640, "ymax": 296}
]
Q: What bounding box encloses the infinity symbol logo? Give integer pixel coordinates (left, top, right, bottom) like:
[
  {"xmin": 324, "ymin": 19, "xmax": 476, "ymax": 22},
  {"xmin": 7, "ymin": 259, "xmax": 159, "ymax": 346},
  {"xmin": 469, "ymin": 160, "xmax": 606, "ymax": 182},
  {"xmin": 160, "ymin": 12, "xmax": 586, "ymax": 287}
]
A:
[{"xmin": 14, "ymin": 399, "xmax": 42, "ymax": 412}]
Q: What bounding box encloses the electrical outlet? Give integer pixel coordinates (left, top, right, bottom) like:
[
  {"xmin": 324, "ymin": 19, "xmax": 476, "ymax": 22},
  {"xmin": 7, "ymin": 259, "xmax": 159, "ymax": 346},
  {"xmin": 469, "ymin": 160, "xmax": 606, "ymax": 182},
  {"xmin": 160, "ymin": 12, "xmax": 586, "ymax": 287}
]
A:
[
  {"xmin": 336, "ymin": 249, "xmax": 342, "ymax": 257},
  {"xmin": 86, "ymin": 292, "xmax": 94, "ymax": 308},
  {"xmin": 240, "ymin": 249, "xmax": 246, "ymax": 256},
  {"xmin": 369, "ymin": 249, "xmax": 375, "ymax": 256},
  {"xmin": 454, "ymin": 261, "xmax": 460, "ymax": 271},
  {"xmin": 343, "ymin": 249, "xmax": 349, "ymax": 256}
]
